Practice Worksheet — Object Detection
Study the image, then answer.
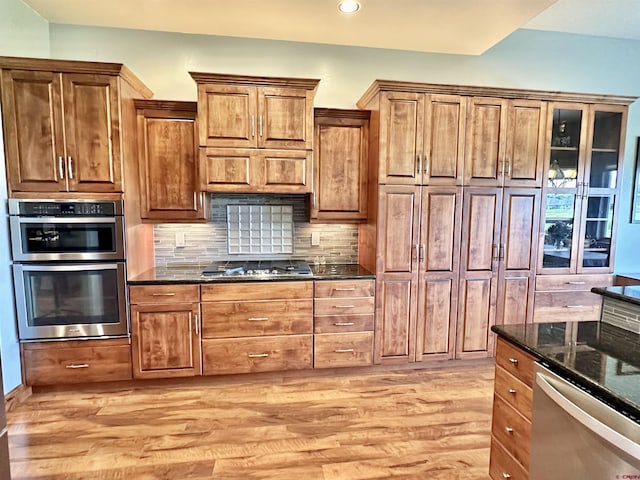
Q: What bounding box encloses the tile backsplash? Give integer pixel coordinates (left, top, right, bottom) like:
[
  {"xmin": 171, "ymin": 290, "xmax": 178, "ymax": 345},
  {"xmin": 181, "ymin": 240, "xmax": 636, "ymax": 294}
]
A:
[{"xmin": 153, "ymin": 194, "xmax": 359, "ymax": 267}]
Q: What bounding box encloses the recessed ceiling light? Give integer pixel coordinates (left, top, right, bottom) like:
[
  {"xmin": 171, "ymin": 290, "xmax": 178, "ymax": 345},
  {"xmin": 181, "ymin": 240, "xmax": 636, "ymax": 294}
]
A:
[{"xmin": 337, "ymin": 0, "xmax": 360, "ymax": 14}]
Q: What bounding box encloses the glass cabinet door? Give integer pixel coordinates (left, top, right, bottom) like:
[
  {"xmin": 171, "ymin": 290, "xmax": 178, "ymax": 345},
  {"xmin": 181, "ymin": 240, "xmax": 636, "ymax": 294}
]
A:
[
  {"xmin": 548, "ymin": 108, "xmax": 582, "ymax": 190},
  {"xmin": 542, "ymin": 193, "xmax": 578, "ymax": 269},
  {"xmin": 588, "ymin": 110, "xmax": 622, "ymax": 190},
  {"xmin": 579, "ymin": 194, "xmax": 615, "ymax": 270}
]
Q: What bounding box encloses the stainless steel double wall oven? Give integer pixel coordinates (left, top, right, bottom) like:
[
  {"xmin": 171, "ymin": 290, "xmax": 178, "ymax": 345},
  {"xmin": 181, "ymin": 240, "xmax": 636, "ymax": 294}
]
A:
[{"xmin": 9, "ymin": 199, "xmax": 128, "ymax": 341}]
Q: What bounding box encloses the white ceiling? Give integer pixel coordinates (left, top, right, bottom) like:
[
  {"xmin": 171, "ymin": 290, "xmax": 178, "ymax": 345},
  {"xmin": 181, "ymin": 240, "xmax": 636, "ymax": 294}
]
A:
[{"xmin": 21, "ymin": 0, "xmax": 640, "ymax": 56}]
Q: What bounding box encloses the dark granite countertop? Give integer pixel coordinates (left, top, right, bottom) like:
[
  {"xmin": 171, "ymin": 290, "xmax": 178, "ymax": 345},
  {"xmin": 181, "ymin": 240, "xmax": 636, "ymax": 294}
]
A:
[
  {"xmin": 128, "ymin": 263, "xmax": 374, "ymax": 285},
  {"xmin": 492, "ymin": 321, "xmax": 640, "ymax": 423},
  {"xmin": 592, "ymin": 285, "xmax": 640, "ymax": 306}
]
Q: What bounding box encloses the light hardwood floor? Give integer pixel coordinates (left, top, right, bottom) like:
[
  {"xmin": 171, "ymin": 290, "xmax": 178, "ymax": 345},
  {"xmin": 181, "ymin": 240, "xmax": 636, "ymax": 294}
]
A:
[{"xmin": 7, "ymin": 362, "xmax": 494, "ymax": 480}]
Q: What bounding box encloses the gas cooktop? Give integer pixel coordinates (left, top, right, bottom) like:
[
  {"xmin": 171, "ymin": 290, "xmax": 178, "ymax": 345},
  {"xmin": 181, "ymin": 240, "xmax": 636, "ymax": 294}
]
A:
[{"xmin": 201, "ymin": 260, "xmax": 313, "ymax": 277}]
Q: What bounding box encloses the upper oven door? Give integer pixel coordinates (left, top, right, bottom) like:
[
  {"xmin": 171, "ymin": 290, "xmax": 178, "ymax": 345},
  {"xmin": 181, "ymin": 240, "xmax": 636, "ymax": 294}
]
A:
[{"xmin": 9, "ymin": 216, "xmax": 125, "ymax": 261}]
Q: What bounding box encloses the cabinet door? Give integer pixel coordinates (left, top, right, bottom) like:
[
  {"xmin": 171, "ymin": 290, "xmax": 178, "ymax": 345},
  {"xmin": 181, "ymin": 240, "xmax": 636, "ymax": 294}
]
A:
[
  {"xmin": 457, "ymin": 188, "xmax": 502, "ymax": 358},
  {"xmin": 137, "ymin": 103, "xmax": 205, "ymax": 222},
  {"xmin": 464, "ymin": 97, "xmax": 508, "ymax": 186},
  {"xmin": 130, "ymin": 302, "xmax": 201, "ymax": 379},
  {"xmin": 420, "ymin": 186, "xmax": 462, "ymax": 273},
  {"xmin": 260, "ymin": 149, "xmax": 312, "ymax": 193},
  {"xmin": 378, "ymin": 92, "xmax": 423, "ymax": 185},
  {"xmin": 416, "ymin": 273, "xmax": 457, "ymax": 361},
  {"xmin": 1, "ymin": 69, "xmax": 66, "ymax": 192},
  {"xmin": 423, "ymin": 95, "xmax": 465, "ymax": 185},
  {"xmin": 200, "ymin": 148, "xmax": 253, "ymax": 192},
  {"xmin": 62, "ymin": 73, "xmax": 122, "ymax": 192},
  {"xmin": 258, "ymin": 87, "xmax": 314, "ymax": 150},
  {"xmin": 375, "ymin": 277, "xmax": 417, "ymax": 364},
  {"xmin": 197, "ymin": 84, "xmax": 257, "ymax": 148},
  {"xmin": 504, "ymin": 100, "xmax": 546, "ymax": 187},
  {"xmin": 311, "ymin": 112, "xmax": 369, "ymax": 222}
]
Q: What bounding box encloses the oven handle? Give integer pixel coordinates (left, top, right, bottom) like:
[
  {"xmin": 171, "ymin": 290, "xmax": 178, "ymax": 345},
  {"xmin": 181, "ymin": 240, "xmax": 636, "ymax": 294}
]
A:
[
  {"xmin": 13, "ymin": 262, "xmax": 124, "ymax": 273},
  {"xmin": 536, "ymin": 370, "xmax": 640, "ymax": 461},
  {"xmin": 13, "ymin": 216, "xmax": 117, "ymax": 224}
]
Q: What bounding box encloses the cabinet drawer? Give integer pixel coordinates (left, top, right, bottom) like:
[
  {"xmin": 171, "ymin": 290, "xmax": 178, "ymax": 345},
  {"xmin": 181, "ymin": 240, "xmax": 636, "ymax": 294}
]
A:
[
  {"xmin": 533, "ymin": 291, "xmax": 602, "ymax": 322},
  {"xmin": 201, "ymin": 281, "xmax": 312, "ymax": 301},
  {"xmin": 494, "ymin": 366, "xmax": 532, "ymax": 420},
  {"xmin": 314, "ymin": 314, "xmax": 374, "ymax": 333},
  {"xmin": 129, "ymin": 284, "xmax": 200, "ymax": 304},
  {"xmin": 535, "ymin": 274, "xmax": 613, "ymax": 291},
  {"xmin": 314, "ymin": 280, "xmax": 374, "ymax": 298},
  {"xmin": 491, "ymin": 395, "xmax": 531, "ymax": 470},
  {"xmin": 489, "ymin": 437, "xmax": 528, "ymax": 480},
  {"xmin": 22, "ymin": 339, "xmax": 132, "ymax": 386},
  {"xmin": 201, "ymin": 300, "xmax": 312, "ymax": 338},
  {"xmin": 314, "ymin": 332, "xmax": 373, "ymax": 368},
  {"xmin": 202, "ymin": 335, "xmax": 312, "ymax": 375},
  {"xmin": 495, "ymin": 338, "xmax": 535, "ymax": 387},
  {"xmin": 314, "ymin": 297, "xmax": 374, "ymax": 316}
]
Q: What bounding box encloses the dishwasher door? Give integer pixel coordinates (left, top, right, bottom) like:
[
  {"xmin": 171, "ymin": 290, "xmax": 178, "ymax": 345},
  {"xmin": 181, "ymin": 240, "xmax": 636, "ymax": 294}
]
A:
[{"xmin": 530, "ymin": 363, "xmax": 640, "ymax": 480}]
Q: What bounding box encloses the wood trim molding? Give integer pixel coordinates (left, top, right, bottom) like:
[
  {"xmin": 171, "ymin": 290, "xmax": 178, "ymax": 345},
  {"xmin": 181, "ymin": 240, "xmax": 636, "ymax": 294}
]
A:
[
  {"xmin": 189, "ymin": 72, "xmax": 320, "ymax": 90},
  {"xmin": 134, "ymin": 99, "xmax": 197, "ymax": 112},
  {"xmin": 0, "ymin": 56, "xmax": 153, "ymax": 99},
  {"xmin": 314, "ymin": 108, "xmax": 371, "ymax": 119},
  {"xmin": 357, "ymin": 79, "xmax": 638, "ymax": 108},
  {"xmin": 5, "ymin": 383, "xmax": 32, "ymax": 412}
]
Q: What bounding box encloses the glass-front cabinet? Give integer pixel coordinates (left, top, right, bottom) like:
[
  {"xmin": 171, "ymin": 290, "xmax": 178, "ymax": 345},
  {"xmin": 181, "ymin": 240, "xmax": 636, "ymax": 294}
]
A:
[{"xmin": 540, "ymin": 103, "xmax": 625, "ymax": 273}]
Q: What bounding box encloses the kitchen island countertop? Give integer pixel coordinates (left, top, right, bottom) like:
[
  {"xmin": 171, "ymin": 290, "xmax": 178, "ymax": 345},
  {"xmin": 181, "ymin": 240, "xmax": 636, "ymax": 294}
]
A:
[
  {"xmin": 492, "ymin": 321, "xmax": 640, "ymax": 423},
  {"xmin": 128, "ymin": 263, "xmax": 374, "ymax": 285}
]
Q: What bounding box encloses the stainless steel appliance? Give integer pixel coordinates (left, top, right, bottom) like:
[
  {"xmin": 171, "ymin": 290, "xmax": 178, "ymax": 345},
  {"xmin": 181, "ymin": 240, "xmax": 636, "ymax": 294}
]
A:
[
  {"xmin": 530, "ymin": 363, "xmax": 640, "ymax": 479},
  {"xmin": 9, "ymin": 199, "xmax": 128, "ymax": 341},
  {"xmin": 202, "ymin": 259, "xmax": 313, "ymax": 278}
]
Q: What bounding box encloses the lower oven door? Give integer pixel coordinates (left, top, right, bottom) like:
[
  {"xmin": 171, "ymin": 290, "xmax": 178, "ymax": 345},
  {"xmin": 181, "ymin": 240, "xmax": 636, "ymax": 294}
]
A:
[{"xmin": 13, "ymin": 262, "xmax": 128, "ymax": 340}]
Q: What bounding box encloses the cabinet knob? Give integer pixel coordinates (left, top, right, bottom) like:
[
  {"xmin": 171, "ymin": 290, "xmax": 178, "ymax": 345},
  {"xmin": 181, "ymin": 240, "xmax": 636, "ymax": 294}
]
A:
[
  {"xmin": 508, "ymin": 388, "xmax": 516, "ymax": 394},
  {"xmin": 505, "ymin": 426, "xmax": 514, "ymax": 434},
  {"xmin": 508, "ymin": 357, "xmax": 518, "ymax": 365},
  {"xmin": 502, "ymin": 474, "xmax": 511, "ymax": 479}
]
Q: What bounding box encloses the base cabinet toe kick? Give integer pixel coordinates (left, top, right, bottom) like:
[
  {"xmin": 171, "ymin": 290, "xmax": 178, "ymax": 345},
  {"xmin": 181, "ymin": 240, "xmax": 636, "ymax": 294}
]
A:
[{"xmin": 21, "ymin": 278, "xmax": 376, "ymax": 386}]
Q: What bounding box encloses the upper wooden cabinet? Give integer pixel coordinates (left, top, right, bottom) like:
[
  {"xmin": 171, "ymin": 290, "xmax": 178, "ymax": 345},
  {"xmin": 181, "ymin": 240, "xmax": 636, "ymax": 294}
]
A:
[
  {"xmin": 135, "ymin": 100, "xmax": 206, "ymax": 222},
  {"xmin": 311, "ymin": 108, "xmax": 370, "ymax": 222},
  {"xmin": 0, "ymin": 57, "xmax": 152, "ymax": 195},
  {"xmin": 190, "ymin": 72, "xmax": 319, "ymax": 150},
  {"xmin": 377, "ymin": 92, "xmax": 465, "ymax": 185},
  {"xmin": 464, "ymin": 98, "xmax": 547, "ymax": 187}
]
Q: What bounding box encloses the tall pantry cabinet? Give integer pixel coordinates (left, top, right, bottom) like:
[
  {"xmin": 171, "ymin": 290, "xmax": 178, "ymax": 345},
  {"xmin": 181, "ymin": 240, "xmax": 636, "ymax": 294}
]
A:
[{"xmin": 357, "ymin": 81, "xmax": 633, "ymax": 364}]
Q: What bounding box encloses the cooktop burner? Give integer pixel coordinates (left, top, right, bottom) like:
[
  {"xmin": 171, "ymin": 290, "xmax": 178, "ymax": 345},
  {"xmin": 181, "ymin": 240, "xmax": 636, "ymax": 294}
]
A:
[{"xmin": 202, "ymin": 260, "xmax": 313, "ymax": 277}]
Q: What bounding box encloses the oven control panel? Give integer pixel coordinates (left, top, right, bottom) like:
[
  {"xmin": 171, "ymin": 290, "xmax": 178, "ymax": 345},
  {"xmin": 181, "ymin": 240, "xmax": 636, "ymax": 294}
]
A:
[{"xmin": 8, "ymin": 200, "xmax": 123, "ymax": 217}]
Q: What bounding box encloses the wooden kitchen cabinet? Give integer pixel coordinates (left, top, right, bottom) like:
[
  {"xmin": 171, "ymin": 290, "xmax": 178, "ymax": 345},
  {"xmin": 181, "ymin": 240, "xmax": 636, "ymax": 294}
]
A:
[
  {"xmin": 378, "ymin": 91, "xmax": 465, "ymax": 185},
  {"xmin": 0, "ymin": 57, "xmax": 151, "ymax": 195},
  {"xmin": 135, "ymin": 100, "xmax": 206, "ymax": 222},
  {"xmin": 129, "ymin": 285, "xmax": 202, "ymax": 379},
  {"xmin": 464, "ymin": 98, "xmax": 546, "ymax": 187},
  {"xmin": 489, "ymin": 337, "xmax": 535, "ymax": 479},
  {"xmin": 200, "ymin": 281, "xmax": 313, "ymax": 375},
  {"xmin": 313, "ymin": 279, "xmax": 375, "ymax": 368},
  {"xmin": 200, "ymin": 147, "xmax": 311, "ymax": 193},
  {"xmin": 311, "ymin": 108, "xmax": 370, "ymax": 222},
  {"xmin": 21, "ymin": 338, "xmax": 133, "ymax": 386}
]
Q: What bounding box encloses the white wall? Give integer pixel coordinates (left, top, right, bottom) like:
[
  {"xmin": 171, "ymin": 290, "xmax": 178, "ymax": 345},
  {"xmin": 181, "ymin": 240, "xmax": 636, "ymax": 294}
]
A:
[
  {"xmin": 0, "ymin": 0, "xmax": 49, "ymax": 392},
  {"xmin": 48, "ymin": 25, "xmax": 640, "ymax": 271}
]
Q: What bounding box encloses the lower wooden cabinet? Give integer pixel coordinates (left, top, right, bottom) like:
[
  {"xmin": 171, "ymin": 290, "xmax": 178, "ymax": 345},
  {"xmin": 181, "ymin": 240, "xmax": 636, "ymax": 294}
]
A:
[
  {"xmin": 202, "ymin": 335, "xmax": 312, "ymax": 375},
  {"xmin": 489, "ymin": 337, "xmax": 535, "ymax": 479},
  {"xmin": 129, "ymin": 285, "xmax": 202, "ymax": 379},
  {"xmin": 21, "ymin": 339, "xmax": 132, "ymax": 386},
  {"xmin": 314, "ymin": 332, "xmax": 373, "ymax": 368}
]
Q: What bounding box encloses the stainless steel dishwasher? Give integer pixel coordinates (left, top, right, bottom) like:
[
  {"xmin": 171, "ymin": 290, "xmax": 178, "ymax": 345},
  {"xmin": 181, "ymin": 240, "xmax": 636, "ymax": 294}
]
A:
[{"xmin": 530, "ymin": 363, "xmax": 640, "ymax": 479}]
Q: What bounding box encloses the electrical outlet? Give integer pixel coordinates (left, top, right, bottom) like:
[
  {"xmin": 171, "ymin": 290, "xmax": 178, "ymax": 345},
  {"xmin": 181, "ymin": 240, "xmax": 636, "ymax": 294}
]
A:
[
  {"xmin": 175, "ymin": 232, "xmax": 186, "ymax": 248},
  {"xmin": 311, "ymin": 231, "xmax": 320, "ymax": 246}
]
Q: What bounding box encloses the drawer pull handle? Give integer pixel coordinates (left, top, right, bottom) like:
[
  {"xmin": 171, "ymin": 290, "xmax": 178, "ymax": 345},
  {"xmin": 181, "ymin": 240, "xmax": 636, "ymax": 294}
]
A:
[
  {"xmin": 567, "ymin": 281, "xmax": 586, "ymax": 285},
  {"xmin": 334, "ymin": 322, "xmax": 355, "ymax": 326},
  {"xmin": 334, "ymin": 287, "xmax": 356, "ymax": 291},
  {"xmin": 334, "ymin": 305, "xmax": 355, "ymax": 309},
  {"xmin": 65, "ymin": 363, "xmax": 89, "ymax": 369},
  {"xmin": 248, "ymin": 353, "xmax": 269, "ymax": 358},
  {"xmin": 508, "ymin": 388, "xmax": 516, "ymax": 394},
  {"xmin": 505, "ymin": 426, "xmax": 514, "ymax": 434},
  {"xmin": 152, "ymin": 293, "xmax": 176, "ymax": 296},
  {"xmin": 502, "ymin": 474, "xmax": 511, "ymax": 479},
  {"xmin": 508, "ymin": 358, "xmax": 518, "ymax": 365},
  {"xmin": 335, "ymin": 349, "xmax": 354, "ymax": 353},
  {"xmin": 248, "ymin": 317, "xmax": 269, "ymax": 321},
  {"xmin": 565, "ymin": 305, "xmax": 585, "ymax": 309}
]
